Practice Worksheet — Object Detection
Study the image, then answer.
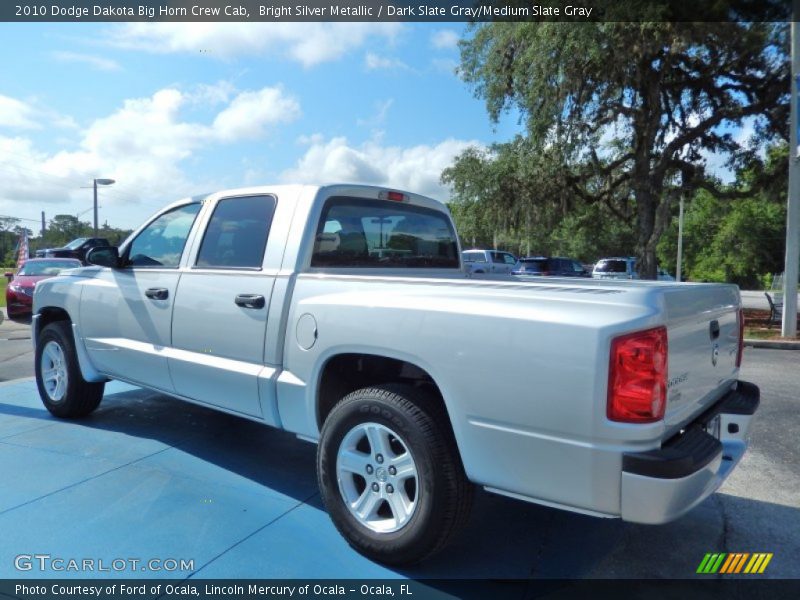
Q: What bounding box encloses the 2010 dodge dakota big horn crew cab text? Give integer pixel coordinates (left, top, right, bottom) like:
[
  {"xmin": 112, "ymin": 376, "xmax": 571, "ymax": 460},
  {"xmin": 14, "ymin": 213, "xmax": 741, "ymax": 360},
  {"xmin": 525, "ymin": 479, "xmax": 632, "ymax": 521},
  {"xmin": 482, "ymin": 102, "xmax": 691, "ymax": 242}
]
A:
[{"xmin": 31, "ymin": 184, "xmax": 759, "ymax": 565}]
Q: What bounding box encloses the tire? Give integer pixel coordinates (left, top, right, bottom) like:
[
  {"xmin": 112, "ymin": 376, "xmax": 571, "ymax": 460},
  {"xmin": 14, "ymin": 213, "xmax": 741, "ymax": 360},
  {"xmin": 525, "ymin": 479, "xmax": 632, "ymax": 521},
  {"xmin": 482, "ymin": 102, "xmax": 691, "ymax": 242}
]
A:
[
  {"xmin": 35, "ymin": 321, "xmax": 105, "ymax": 418},
  {"xmin": 317, "ymin": 384, "xmax": 473, "ymax": 565}
]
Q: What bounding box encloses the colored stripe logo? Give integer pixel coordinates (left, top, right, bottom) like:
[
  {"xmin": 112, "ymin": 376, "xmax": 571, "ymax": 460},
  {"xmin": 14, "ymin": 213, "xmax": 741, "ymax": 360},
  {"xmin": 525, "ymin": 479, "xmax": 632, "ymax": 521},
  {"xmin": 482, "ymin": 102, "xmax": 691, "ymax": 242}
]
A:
[{"xmin": 697, "ymin": 553, "xmax": 773, "ymax": 574}]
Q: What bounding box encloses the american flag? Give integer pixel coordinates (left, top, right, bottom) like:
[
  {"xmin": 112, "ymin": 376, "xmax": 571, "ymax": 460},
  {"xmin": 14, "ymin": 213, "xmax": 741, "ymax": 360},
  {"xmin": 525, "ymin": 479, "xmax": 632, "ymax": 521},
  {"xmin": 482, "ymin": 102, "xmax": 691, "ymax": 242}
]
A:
[{"xmin": 15, "ymin": 230, "xmax": 29, "ymax": 270}]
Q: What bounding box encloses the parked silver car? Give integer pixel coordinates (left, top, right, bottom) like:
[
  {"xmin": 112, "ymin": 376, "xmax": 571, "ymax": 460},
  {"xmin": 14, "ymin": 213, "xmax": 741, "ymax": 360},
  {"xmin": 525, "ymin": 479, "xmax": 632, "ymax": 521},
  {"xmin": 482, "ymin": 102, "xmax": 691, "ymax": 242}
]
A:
[
  {"xmin": 461, "ymin": 249, "xmax": 517, "ymax": 274},
  {"xmin": 593, "ymin": 257, "xmax": 675, "ymax": 281}
]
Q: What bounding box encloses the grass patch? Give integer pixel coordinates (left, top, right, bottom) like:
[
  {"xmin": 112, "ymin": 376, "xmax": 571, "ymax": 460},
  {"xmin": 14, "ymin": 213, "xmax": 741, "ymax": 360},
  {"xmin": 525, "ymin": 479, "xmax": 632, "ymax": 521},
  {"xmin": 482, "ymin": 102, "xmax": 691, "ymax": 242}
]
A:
[
  {"xmin": 735, "ymin": 309, "xmax": 800, "ymax": 340},
  {"xmin": 0, "ymin": 277, "xmax": 6, "ymax": 308}
]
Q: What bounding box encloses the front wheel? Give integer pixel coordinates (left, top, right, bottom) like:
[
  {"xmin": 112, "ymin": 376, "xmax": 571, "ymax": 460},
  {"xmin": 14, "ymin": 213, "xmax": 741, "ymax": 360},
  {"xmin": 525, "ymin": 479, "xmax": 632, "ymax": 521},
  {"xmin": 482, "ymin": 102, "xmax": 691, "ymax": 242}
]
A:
[
  {"xmin": 35, "ymin": 321, "xmax": 105, "ymax": 418},
  {"xmin": 317, "ymin": 385, "xmax": 472, "ymax": 565}
]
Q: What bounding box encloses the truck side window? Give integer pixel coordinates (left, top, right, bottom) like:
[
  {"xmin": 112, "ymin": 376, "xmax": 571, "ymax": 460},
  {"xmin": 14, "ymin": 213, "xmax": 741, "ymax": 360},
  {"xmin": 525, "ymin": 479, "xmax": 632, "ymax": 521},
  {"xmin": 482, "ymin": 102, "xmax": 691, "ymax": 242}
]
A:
[
  {"xmin": 127, "ymin": 203, "xmax": 201, "ymax": 268},
  {"xmin": 311, "ymin": 197, "xmax": 459, "ymax": 269},
  {"xmin": 196, "ymin": 195, "xmax": 276, "ymax": 269}
]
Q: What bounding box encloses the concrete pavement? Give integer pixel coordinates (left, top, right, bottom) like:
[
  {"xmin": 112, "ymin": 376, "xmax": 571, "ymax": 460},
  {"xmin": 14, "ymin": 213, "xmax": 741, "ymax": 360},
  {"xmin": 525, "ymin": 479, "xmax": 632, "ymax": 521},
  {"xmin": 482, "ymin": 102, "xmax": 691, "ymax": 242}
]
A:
[
  {"xmin": 0, "ymin": 348, "xmax": 796, "ymax": 580},
  {"xmin": 0, "ymin": 310, "xmax": 32, "ymax": 383},
  {"xmin": 740, "ymin": 289, "xmax": 800, "ymax": 310}
]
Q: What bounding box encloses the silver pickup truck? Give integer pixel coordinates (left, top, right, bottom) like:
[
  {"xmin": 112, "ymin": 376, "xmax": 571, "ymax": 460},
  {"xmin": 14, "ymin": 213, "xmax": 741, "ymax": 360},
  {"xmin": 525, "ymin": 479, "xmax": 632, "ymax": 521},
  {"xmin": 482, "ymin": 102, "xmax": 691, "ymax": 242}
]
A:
[{"xmin": 32, "ymin": 184, "xmax": 759, "ymax": 565}]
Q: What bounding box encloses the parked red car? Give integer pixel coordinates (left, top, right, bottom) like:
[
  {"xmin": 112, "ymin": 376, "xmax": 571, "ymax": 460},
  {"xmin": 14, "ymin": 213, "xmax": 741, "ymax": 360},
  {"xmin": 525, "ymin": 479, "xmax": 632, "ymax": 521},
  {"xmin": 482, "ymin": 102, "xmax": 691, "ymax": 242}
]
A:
[{"xmin": 5, "ymin": 258, "xmax": 82, "ymax": 319}]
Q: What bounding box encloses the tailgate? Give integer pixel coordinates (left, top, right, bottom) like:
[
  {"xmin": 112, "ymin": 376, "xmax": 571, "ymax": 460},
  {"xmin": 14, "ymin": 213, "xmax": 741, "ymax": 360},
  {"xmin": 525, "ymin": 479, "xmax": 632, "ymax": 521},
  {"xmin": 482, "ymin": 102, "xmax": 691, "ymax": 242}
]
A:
[{"xmin": 662, "ymin": 284, "xmax": 741, "ymax": 430}]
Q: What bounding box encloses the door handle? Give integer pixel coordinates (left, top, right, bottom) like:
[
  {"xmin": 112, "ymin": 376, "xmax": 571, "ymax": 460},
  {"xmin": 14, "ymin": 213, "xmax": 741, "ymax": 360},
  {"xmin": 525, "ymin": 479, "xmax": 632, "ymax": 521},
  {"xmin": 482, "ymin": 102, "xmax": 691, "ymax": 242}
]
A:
[
  {"xmin": 235, "ymin": 294, "xmax": 265, "ymax": 309},
  {"xmin": 145, "ymin": 288, "xmax": 169, "ymax": 300}
]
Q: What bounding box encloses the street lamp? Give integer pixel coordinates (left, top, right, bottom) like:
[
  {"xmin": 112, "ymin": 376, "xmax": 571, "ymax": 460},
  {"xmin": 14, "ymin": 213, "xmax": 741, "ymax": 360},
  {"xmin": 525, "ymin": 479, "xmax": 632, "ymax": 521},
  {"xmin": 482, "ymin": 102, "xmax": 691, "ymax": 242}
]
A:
[{"xmin": 93, "ymin": 178, "xmax": 115, "ymax": 237}]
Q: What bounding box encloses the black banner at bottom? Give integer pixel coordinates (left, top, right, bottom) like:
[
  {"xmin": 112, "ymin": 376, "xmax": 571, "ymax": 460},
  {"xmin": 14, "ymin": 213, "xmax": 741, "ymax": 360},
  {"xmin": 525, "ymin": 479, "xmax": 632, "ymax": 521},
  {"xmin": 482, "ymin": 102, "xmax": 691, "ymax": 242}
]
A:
[{"xmin": 2, "ymin": 579, "xmax": 800, "ymax": 600}]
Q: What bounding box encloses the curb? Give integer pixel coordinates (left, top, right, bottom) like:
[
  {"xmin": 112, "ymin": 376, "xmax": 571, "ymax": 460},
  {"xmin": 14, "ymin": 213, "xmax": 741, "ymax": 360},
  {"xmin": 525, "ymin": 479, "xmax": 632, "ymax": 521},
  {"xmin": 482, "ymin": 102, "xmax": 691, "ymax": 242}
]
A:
[{"xmin": 744, "ymin": 338, "xmax": 800, "ymax": 350}]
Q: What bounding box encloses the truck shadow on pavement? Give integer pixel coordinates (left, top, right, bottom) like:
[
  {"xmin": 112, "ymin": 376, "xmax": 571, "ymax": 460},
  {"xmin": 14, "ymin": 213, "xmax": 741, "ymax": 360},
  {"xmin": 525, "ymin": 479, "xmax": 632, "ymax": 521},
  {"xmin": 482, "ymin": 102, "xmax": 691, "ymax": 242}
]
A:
[{"xmin": 0, "ymin": 387, "xmax": 796, "ymax": 580}]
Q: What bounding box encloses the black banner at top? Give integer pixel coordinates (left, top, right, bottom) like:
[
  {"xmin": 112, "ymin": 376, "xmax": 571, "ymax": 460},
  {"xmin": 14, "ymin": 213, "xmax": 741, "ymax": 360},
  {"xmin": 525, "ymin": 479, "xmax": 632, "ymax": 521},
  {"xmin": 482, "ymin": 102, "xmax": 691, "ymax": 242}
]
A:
[{"xmin": 1, "ymin": 0, "xmax": 796, "ymax": 23}]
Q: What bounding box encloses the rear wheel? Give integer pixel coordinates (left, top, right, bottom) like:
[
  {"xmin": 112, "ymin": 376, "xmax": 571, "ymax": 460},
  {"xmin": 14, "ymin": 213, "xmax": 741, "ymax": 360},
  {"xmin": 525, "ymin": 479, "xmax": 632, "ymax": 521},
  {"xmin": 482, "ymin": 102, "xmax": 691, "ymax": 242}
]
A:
[
  {"xmin": 318, "ymin": 385, "xmax": 472, "ymax": 565},
  {"xmin": 35, "ymin": 321, "xmax": 104, "ymax": 418}
]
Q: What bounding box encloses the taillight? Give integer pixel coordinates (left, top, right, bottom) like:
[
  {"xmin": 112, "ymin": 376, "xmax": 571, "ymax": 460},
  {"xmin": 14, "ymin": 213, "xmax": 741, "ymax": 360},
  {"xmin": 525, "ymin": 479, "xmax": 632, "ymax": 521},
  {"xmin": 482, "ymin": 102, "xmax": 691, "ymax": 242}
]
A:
[
  {"xmin": 736, "ymin": 309, "xmax": 745, "ymax": 368},
  {"xmin": 608, "ymin": 326, "xmax": 668, "ymax": 423}
]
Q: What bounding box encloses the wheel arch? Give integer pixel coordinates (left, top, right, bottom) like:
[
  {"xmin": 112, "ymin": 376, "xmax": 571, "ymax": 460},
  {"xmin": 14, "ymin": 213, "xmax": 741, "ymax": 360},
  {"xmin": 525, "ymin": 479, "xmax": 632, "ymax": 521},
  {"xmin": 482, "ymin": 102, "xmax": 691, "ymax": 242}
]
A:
[
  {"xmin": 34, "ymin": 306, "xmax": 106, "ymax": 383},
  {"xmin": 314, "ymin": 352, "xmax": 462, "ymax": 454}
]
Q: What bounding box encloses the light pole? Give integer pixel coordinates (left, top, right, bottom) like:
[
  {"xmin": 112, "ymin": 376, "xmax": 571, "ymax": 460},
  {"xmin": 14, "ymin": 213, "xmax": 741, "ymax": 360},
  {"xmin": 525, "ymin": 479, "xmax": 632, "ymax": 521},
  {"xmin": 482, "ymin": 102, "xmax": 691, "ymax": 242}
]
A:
[
  {"xmin": 676, "ymin": 195, "xmax": 684, "ymax": 282},
  {"xmin": 93, "ymin": 178, "xmax": 115, "ymax": 237},
  {"xmin": 784, "ymin": 22, "xmax": 800, "ymax": 338}
]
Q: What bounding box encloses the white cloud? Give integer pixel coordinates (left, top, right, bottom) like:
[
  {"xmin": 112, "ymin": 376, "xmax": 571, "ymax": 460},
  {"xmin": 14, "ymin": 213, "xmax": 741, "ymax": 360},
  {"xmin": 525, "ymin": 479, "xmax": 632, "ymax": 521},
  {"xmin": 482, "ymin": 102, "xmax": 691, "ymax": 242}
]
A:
[
  {"xmin": 189, "ymin": 80, "xmax": 237, "ymax": 106},
  {"xmin": 52, "ymin": 51, "xmax": 121, "ymax": 72},
  {"xmin": 0, "ymin": 95, "xmax": 40, "ymax": 129},
  {"xmin": 0, "ymin": 85, "xmax": 301, "ymax": 217},
  {"xmin": 0, "ymin": 136, "xmax": 75, "ymax": 203},
  {"xmin": 364, "ymin": 52, "xmax": 409, "ymax": 71},
  {"xmin": 280, "ymin": 135, "xmax": 481, "ymax": 201},
  {"xmin": 110, "ymin": 23, "xmax": 402, "ymax": 68},
  {"xmin": 213, "ymin": 87, "xmax": 300, "ymax": 141},
  {"xmin": 431, "ymin": 29, "xmax": 459, "ymax": 50}
]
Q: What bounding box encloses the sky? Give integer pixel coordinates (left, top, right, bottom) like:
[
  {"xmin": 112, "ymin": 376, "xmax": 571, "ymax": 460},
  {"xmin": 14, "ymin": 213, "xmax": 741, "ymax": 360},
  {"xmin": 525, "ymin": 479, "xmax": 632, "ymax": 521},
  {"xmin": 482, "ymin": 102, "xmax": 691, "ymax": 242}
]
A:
[{"xmin": 0, "ymin": 22, "xmax": 524, "ymax": 233}]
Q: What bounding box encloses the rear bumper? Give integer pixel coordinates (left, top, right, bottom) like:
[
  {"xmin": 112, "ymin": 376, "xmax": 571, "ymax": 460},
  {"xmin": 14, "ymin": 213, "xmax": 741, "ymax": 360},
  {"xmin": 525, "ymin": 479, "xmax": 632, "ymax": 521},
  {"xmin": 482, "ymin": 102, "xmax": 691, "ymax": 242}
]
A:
[{"xmin": 620, "ymin": 380, "xmax": 759, "ymax": 524}]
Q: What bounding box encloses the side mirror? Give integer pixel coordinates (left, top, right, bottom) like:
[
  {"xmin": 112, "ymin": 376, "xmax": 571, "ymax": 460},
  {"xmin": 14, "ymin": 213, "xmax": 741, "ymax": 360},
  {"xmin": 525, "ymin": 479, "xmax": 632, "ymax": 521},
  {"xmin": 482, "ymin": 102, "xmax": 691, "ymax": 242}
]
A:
[{"xmin": 86, "ymin": 246, "xmax": 120, "ymax": 268}]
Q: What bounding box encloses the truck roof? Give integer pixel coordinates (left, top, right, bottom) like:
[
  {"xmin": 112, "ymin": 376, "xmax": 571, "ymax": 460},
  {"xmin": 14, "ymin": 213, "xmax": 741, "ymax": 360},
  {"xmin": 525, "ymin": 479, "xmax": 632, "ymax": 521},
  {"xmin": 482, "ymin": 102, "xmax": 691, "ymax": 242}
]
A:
[{"xmin": 163, "ymin": 183, "xmax": 449, "ymax": 215}]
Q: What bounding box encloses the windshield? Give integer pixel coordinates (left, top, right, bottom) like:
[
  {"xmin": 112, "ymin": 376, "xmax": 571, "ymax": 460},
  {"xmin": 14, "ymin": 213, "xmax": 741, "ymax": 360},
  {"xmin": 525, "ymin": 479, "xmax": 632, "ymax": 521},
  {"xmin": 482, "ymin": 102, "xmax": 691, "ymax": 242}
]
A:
[
  {"xmin": 595, "ymin": 259, "xmax": 628, "ymax": 273},
  {"xmin": 64, "ymin": 238, "xmax": 88, "ymax": 250},
  {"xmin": 18, "ymin": 260, "xmax": 81, "ymax": 276}
]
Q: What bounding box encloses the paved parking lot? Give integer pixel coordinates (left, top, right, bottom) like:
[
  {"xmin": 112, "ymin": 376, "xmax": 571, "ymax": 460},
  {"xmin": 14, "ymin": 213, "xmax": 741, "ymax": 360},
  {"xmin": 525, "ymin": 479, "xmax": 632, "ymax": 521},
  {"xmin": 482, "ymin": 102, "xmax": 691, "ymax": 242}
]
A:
[
  {"xmin": 0, "ymin": 312, "xmax": 32, "ymax": 383},
  {"xmin": 0, "ymin": 341, "xmax": 797, "ymax": 581}
]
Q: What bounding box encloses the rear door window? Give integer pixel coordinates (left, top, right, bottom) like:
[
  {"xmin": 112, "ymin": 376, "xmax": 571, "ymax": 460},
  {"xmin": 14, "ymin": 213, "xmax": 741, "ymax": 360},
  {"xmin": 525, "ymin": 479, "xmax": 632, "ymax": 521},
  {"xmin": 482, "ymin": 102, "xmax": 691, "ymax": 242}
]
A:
[
  {"xmin": 311, "ymin": 197, "xmax": 459, "ymax": 268},
  {"xmin": 196, "ymin": 195, "xmax": 276, "ymax": 269}
]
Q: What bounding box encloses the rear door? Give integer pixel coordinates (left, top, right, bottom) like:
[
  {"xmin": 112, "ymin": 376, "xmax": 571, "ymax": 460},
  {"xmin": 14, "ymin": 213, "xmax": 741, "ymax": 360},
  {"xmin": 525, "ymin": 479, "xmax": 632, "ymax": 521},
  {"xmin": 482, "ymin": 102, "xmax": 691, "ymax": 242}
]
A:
[{"xmin": 169, "ymin": 194, "xmax": 278, "ymax": 418}]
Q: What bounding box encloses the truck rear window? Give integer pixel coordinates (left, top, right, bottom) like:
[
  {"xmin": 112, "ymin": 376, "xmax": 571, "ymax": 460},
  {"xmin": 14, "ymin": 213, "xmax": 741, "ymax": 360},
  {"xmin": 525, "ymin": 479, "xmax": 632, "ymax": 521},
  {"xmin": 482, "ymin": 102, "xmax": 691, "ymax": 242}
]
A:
[
  {"xmin": 311, "ymin": 197, "xmax": 459, "ymax": 269},
  {"xmin": 595, "ymin": 259, "xmax": 628, "ymax": 273}
]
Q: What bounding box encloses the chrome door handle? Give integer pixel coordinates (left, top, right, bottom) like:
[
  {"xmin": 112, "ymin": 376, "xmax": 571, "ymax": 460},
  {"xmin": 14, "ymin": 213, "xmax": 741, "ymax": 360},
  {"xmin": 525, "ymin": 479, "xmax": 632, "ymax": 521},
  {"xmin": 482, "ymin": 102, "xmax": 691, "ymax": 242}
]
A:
[
  {"xmin": 145, "ymin": 288, "xmax": 169, "ymax": 300},
  {"xmin": 235, "ymin": 294, "xmax": 265, "ymax": 309}
]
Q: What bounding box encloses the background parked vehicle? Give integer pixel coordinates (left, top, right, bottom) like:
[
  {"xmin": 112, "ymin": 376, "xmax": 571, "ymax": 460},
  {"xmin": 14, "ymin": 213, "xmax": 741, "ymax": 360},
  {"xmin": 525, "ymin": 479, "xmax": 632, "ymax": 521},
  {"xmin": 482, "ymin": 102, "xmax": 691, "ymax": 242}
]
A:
[
  {"xmin": 35, "ymin": 237, "xmax": 110, "ymax": 264},
  {"xmin": 593, "ymin": 257, "xmax": 675, "ymax": 281},
  {"xmin": 4, "ymin": 258, "xmax": 82, "ymax": 319},
  {"xmin": 657, "ymin": 268, "xmax": 676, "ymax": 282},
  {"xmin": 461, "ymin": 249, "xmax": 517, "ymax": 274},
  {"xmin": 511, "ymin": 256, "xmax": 590, "ymax": 277},
  {"xmin": 592, "ymin": 257, "xmax": 639, "ymax": 280}
]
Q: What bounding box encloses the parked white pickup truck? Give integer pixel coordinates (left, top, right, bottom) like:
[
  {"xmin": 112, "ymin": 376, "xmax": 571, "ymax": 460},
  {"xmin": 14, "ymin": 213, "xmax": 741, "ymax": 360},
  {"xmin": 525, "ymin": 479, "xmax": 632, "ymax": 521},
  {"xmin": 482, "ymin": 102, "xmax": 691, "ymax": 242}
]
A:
[{"xmin": 32, "ymin": 184, "xmax": 759, "ymax": 565}]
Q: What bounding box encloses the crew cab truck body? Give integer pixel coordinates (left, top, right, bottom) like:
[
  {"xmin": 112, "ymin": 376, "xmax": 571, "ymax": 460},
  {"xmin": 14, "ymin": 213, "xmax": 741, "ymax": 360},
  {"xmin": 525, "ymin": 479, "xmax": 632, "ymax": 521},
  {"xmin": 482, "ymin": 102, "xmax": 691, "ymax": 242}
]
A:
[{"xmin": 32, "ymin": 184, "xmax": 758, "ymax": 565}]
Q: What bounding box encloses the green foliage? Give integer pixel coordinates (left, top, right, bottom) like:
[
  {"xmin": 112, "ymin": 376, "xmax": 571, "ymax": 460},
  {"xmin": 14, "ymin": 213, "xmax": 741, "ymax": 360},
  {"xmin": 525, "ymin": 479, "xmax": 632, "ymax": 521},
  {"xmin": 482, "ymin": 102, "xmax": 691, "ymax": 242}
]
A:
[
  {"xmin": 0, "ymin": 213, "xmax": 132, "ymax": 262},
  {"xmin": 657, "ymin": 143, "xmax": 788, "ymax": 288},
  {"xmin": 450, "ymin": 18, "xmax": 789, "ymax": 278},
  {"xmin": 27, "ymin": 215, "xmax": 132, "ymax": 255}
]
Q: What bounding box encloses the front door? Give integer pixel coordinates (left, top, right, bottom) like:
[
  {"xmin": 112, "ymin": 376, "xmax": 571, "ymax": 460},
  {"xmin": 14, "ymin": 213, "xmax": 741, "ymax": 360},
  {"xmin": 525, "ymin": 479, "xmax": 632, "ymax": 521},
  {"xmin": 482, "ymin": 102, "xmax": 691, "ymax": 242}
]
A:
[{"xmin": 80, "ymin": 203, "xmax": 203, "ymax": 391}]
